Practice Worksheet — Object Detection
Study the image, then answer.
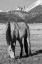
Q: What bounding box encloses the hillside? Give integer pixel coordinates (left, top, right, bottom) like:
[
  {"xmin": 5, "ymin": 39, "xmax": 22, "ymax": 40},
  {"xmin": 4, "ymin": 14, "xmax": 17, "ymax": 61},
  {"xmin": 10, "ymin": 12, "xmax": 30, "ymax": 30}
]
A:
[
  {"xmin": 0, "ymin": 11, "xmax": 26, "ymax": 23},
  {"xmin": 28, "ymin": 5, "xmax": 42, "ymax": 13},
  {"xmin": 0, "ymin": 6, "xmax": 42, "ymax": 23}
]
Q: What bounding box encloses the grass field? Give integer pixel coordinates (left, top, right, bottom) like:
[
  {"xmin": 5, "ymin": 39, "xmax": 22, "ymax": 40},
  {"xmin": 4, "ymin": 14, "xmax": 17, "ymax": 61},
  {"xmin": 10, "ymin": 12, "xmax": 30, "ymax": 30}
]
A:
[{"xmin": 0, "ymin": 23, "xmax": 42, "ymax": 64}]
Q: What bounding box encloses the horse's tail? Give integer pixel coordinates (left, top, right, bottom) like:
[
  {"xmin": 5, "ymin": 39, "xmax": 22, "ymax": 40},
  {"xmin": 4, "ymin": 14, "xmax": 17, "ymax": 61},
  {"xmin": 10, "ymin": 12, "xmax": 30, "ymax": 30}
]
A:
[
  {"xmin": 26, "ymin": 24, "xmax": 31, "ymax": 55},
  {"xmin": 6, "ymin": 22, "xmax": 11, "ymax": 45}
]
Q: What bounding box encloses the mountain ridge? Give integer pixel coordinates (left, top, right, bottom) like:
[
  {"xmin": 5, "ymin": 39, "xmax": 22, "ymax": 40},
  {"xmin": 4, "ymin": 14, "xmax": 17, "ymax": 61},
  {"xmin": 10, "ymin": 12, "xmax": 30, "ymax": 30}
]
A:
[{"xmin": 25, "ymin": 0, "xmax": 42, "ymax": 12}]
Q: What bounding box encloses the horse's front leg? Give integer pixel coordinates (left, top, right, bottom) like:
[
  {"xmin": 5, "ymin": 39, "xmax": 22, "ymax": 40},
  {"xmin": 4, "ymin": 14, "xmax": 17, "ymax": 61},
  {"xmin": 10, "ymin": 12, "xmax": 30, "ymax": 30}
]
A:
[
  {"xmin": 11, "ymin": 41, "xmax": 16, "ymax": 59},
  {"xmin": 19, "ymin": 39, "xmax": 23, "ymax": 57}
]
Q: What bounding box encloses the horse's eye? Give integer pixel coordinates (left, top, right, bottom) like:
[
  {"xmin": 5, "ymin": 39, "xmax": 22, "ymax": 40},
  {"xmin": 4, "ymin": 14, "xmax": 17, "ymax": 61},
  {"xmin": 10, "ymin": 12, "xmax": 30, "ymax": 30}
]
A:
[{"xmin": 10, "ymin": 50, "xmax": 11, "ymax": 51}]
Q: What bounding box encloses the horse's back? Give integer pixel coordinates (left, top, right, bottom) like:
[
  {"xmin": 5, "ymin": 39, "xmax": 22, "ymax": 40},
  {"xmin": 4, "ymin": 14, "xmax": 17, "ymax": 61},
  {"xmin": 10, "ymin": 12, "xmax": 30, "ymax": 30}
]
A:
[
  {"xmin": 17, "ymin": 22, "xmax": 29, "ymax": 38},
  {"xmin": 17, "ymin": 22, "xmax": 27, "ymax": 29}
]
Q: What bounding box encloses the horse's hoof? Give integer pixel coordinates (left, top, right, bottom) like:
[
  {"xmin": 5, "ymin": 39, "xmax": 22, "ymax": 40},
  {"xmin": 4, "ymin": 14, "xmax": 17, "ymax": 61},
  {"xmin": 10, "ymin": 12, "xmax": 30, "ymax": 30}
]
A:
[
  {"xmin": 20, "ymin": 54, "xmax": 22, "ymax": 58},
  {"xmin": 26, "ymin": 54, "xmax": 29, "ymax": 57},
  {"xmin": 20, "ymin": 56, "xmax": 22, "ymax": 58}
]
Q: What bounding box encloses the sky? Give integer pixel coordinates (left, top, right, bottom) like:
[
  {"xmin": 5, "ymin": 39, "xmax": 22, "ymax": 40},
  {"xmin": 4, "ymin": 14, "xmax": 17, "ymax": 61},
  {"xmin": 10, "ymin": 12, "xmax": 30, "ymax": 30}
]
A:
[{"xmin": 0, "ymin": 0, "xmax": 37, "ymax": 12}]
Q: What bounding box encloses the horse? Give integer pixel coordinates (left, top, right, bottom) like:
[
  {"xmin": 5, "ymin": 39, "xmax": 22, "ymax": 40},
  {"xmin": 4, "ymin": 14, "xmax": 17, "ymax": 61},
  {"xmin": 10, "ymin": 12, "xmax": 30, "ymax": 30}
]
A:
[{"xmin": 6, "ymin": 22, "xmax": 31, "ymax": 59}]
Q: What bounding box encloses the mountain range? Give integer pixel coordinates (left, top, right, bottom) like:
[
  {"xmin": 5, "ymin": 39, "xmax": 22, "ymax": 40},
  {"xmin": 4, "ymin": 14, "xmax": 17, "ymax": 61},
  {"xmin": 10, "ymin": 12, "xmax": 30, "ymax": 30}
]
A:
[{"xmin": 0, "ymin": 0, "xmax": 42, "ymax": 23}]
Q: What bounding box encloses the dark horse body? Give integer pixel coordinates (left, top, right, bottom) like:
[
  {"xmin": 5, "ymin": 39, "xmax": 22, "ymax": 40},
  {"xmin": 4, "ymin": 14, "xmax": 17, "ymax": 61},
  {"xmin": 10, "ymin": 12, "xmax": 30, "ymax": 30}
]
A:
[{"xmin": 6, "ymin": 22, "xmax": 31, "ymax": 59}]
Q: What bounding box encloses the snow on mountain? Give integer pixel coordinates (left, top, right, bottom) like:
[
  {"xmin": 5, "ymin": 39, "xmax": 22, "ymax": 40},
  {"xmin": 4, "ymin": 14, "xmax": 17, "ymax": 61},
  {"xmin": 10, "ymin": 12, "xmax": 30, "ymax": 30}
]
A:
[
  {"xmin": 0, "ymin": 10, "xmax": 3, "ymax": 12},
  {"xmin": 15, "ymin": 8, "xmax": 20, "ymax": 10},
  {"xmin": 24, "ymin": 0, "xmax": 42, "ymax": 12}
]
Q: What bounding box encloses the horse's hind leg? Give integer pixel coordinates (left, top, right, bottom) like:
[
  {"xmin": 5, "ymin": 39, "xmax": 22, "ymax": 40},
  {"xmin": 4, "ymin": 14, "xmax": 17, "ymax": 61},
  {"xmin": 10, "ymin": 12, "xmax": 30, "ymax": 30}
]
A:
[
  {"xmin": 19, "ymin": 39, "xmax": 23, "ymax": 57},
  {"xmin": 27, "ymin": 37, "xmax": 31, "ymax": 56},
  {"xmin": 24, "ymin": 37, "xmax": 28, "ymax": 56}
]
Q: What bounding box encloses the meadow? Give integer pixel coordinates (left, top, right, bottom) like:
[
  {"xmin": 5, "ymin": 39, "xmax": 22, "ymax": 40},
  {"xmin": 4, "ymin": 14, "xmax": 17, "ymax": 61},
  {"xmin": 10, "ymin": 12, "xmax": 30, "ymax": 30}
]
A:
[{"xmin": 0, "ymin": 23, "xmax": 42, "ymax": 64}]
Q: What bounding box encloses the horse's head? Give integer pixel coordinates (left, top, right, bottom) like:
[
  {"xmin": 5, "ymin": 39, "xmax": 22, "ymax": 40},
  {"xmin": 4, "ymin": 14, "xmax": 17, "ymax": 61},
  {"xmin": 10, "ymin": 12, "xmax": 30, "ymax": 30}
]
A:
[
  {"xmin": 8, "ymin": 44, "xmax": 15, "ymax": 59},
  {"xmin": 6, "ymin": 22, "xmax": 18, "ymax": 59}
]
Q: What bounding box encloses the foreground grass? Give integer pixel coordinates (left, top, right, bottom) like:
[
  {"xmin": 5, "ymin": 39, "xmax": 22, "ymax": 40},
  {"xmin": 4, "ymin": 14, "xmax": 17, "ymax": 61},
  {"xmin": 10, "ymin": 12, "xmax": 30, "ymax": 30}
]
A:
[{"xmin": 0, "ymin": 23, "xmax": 42, "ymax": 64}]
